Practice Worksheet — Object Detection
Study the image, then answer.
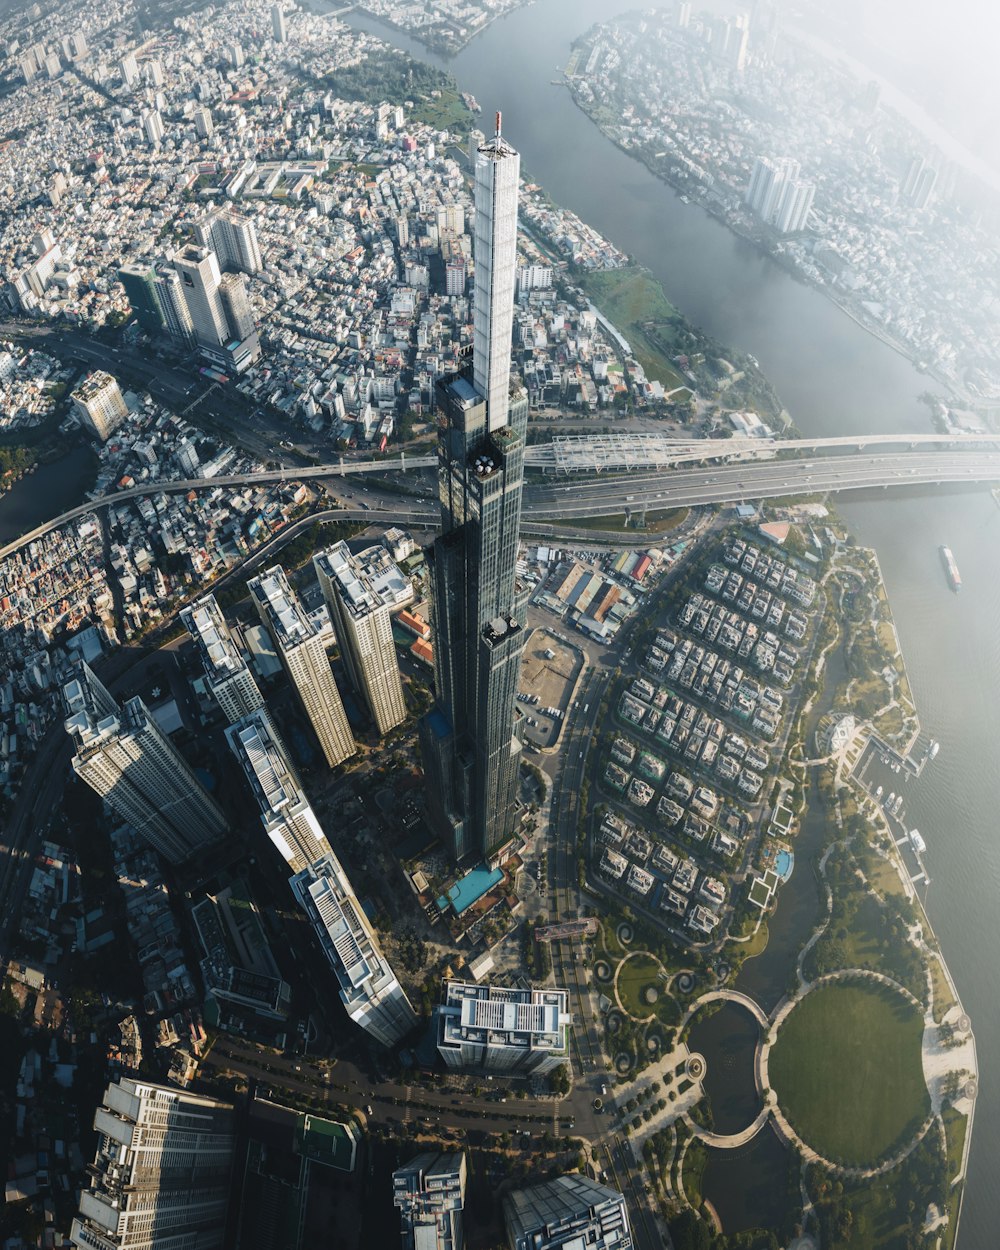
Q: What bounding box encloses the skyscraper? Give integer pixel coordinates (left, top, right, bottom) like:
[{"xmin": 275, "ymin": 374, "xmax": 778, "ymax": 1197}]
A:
[
  {"xmin": 248, "ymin": 565, "xmax": 356, "ymax": 768},
  {"xmin": 65, "ymin": 687, "xmax": 227, "ymax": 864},
  {"xmin": 141, "ymin": 108, "xmax": 164, "ymax": 147},
  {"xmin": 503, "ymin": 1176, "xmax": 633, "ymax": 1250},
  {"xmin": 194, "ymin": 106, "xmax": 214, "ymax": 138},
  {"xmin": 436, "ymin": 981, "xmax": 571, "ymax": 1075},
  {"xmin": 155, "ymin": 267, "xmax": 196, "ymax": 345},
  {"xmin": 71, "ymin": 371, "xmax": 128, "ymax": 442},
  {"xmin": 746, "ymin": 156, "xmax": 814, "ymax": 233},
  {"xmin": 226, "ymin": 710, "xmax": 334, "ymax": 873},
  {"xmin": 117, "ymin": 262, "xmax": 167, "ymax": 336},
  {"xmin": 195, "ymin": 208, "xmax": 263, "ymax": 275},
  {"xmin": 393, "ymin": 1152, "xmax": 467, "ymax": 1250},
  {"xmin": 314, "ymin": 541, "xmax": 407, "ymax": 736},
  {"xmin": 219, "ymin": 271, "xmax": 256, "ymax": 341},
  {"xmin": 290, "ymin": 853, "xmax": 417, "ymax": 1046},
  {"xmin": 181, "ymin": 593, "xmax": 265, "ymax": 723},
  {"xmin": 71, "ymin": 1079, "xmax": 235, "ymax": 1250},
  {"xmin": 271, "ymin": 3, "xmax": 288, "ymax": 42},
  {"xmin": 171, "ymin": 244, "xmax": 230, "ymax": 349},
  {"xmin": 420, "ymin": 114, "xmax": 528, "ymax": 866}
]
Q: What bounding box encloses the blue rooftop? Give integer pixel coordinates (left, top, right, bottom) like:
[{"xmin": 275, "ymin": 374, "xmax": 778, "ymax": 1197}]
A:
[{"xmin": 436, "ymin": 863, "xmax": 503, "ymax": 916}]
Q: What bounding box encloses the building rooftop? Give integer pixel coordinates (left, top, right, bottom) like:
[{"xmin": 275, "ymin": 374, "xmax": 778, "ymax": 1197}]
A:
[
  {"xmin": 181, "ymin": 595, "xmax": 248, "ymax": 679},
  {"xmin": 249, "ymin": 565, "xmax": 317, "ymax": 649}
]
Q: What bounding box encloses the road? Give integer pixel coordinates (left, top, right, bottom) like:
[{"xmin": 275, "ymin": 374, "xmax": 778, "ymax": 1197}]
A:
[{"xmin": 5, "ymin": 445, "xmax": 1000, "ymax": 562}]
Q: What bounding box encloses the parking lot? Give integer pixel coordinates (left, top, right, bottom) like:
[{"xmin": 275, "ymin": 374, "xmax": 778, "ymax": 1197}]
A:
[{"xmin": 518, "ymin": 628, "xmax": 585, "ymax": 749}]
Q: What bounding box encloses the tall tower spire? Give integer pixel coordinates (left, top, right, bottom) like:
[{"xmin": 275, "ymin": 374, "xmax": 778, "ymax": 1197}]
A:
[{"xmin": 420, "ymin": 112, "xmax": 528, "ymax": 867}]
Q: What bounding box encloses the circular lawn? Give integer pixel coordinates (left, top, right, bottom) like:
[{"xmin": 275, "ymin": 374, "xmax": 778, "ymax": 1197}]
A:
[{"xmin": 769, "ymin": 979, "xmax": 929, "ymax": 1167}]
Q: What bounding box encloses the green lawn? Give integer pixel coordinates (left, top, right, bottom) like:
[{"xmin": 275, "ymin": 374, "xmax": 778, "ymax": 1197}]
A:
[
  {"xmin": 579, "ymin": 268, "xmax": 690, "ymax": 391},
  {"xmin": 552, "ymin": 507, "xmax": 689, "ymax": 534},
  {"xmin": 943, "ymin": 1106, "xmax": 968, "ymax": 1182},
  {"xmin": 617, "ymin": 953, "xmax": 666, "ymax": 1019},
  {"xmin": 770, "ymin": 980, "xmax": 929, "ymax": 1167},
  {"xmin": 929, "ymin": 957, "xmax": 957, "ymax": 1024}
]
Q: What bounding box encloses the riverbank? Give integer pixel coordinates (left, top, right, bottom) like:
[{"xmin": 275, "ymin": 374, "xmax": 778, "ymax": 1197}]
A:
[
  {"xmin": 312, "ymin": 0, "xmax": 538, "ymax": 57},
  {"xmin": 563, "ymin": 80, "xmax": 966, "ymax": 410}
]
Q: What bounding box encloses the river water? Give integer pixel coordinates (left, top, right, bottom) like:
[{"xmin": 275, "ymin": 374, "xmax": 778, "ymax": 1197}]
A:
[{"xmin": 332, "ymin": 2, "xmax": 1000, "ymax": 1242}]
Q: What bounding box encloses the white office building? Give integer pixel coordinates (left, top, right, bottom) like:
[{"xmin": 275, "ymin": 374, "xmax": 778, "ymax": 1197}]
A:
[
  {"xmin": 226, "ymin": 711, "xmax": 333, "ymax": 872},
  {"xmin": 393, "ymin": 1152, "xmax": 466, "ymax": 1250},
  {"xmin": 181, "ymin": 594, "xmax": 265, "ymax": 723},
  {"xmin": 71, "ymin": 371, "xmax": 128, "ymax": 441},
  {"xmin": 65, "ymin": 690, "xmax": 227, "ymax": 864},
  {"xmin": 314, "ymin": 542, "xmax": 407, "ymax": 736},
  {"xmin": 71, "ymin": 1079, "xmax": 235, "ymax": 1250},
  {"xmin": 503, "ymin": 1176, "xmax": 633, "ymax": 1250},
  {"xmin": 249, "ymin": 565, "xmax": 355, "ymax": 768},
  {"xmin": 291, "ymin": 853, "xmax": 417, "ymax": 1046},
  {"xmin": 437, "ymin": 982, "xmax": 571, "ymax": 1075}
]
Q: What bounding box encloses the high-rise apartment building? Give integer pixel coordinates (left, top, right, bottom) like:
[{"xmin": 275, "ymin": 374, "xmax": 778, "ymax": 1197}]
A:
[
  {"xmin": 226, "ymin": 711, "xmax": 334, "ymax": 873},
  {"xmin": 437, "ymin": 981, "xmax": 571, "ymax": 1075},
  {"xmin": 71, "ymin": 1079, "xmax": 235, "ymax": 1250},
  {"xmin": 773, "ymin": 178, "xmax": 815, "ymax": 233},
  {"xmin": 71, "ymin": 371, "xmax": 128, "ymax": 441},
  {"xmin": 271, "ymin": 3, "xmax": 288, "ymax": 42},
  {"xmin": 392, "ymin": 1152, "xmax": 466, "ymax": 1250},
  {"xmin": 181, "ymin": 593, "xmax": 265, "ymax": 723},
  {"xmin": 194, "ymin": 106, "xmax": 214, "ymax": 138},
  {"xmin": 503, "ymin": 1176, "xmax": 633, "ymax": 1250},
  {"xmin": 290, "ymin": 853, "xmax": 417, "ymax": 1046},
  {"xmin": 141, "ymin": 108, "xmax": 164, "ymax": 147},
  {"xmin": 248, "ymin": 565, "xmax": 356, "ymax": 768},
  {"xmin": 119, "ymin": 52, "xmax": 138, "ymax": 88},
  {"xmin": 902, "ymin": 156, "xmax": 938, "ymax": 210},
  {"xmin": 420, "ymin": 115, "xmax": 528, "ymax": 865},
  {"xmin": 171, "ymin": 244, "xmax": 229, "ymax": 349},
  {"xmin": 219, "ymin": 271, "xmax": 256, "ymax": 341},
  {"xmin": 65, "ymin": 689, "xmax": 227, "ymax": 864},
  {"xmin": 156, "ymin": 267, "xmax": 196, "ymax": 344},
  {"xmin": 314, "ymin": 542, "xmax": 407, "ymax": 736},
  {"xmin": 746, "ymin": 156, "xmax": 814, "ymax": 233},
  {"xmin": 195, "ymin": 208, "xmax": 263, "ymax": 275}
]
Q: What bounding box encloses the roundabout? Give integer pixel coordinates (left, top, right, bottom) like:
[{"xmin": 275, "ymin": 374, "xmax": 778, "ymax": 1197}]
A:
[{"xmin": 765, "ymin": 975, "xmax": 930, "ymax": 1168}]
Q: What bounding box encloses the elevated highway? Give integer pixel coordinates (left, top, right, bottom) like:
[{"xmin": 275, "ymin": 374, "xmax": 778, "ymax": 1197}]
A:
[{"xmin": 3, "ymin": 442, "xmax": 1000, "ymax": 562}]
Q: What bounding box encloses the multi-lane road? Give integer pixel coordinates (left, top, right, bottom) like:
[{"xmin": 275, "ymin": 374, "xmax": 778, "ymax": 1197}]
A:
[{"xmin": 5, "ymin": 444, "xmax": 1000, "ymax": 562}]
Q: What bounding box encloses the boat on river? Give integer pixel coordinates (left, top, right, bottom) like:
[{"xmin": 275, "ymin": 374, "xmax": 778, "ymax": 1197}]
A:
[{"xmin": 940, "ymin": 545, "xmax": 961, "ymax": 592}]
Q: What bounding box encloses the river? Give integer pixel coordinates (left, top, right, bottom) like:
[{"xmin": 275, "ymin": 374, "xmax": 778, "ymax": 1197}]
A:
[
  {"xmin": 0, "ymin": 443, "xmax": 96, "ymax": 545},
  {"xmin": 331, "ymin": 2, "xmax": 1000, "ymax": 1243}
]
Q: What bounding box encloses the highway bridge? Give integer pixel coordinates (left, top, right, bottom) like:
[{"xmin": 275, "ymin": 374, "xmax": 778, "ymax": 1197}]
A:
[{"xmin": 4, "ymin": 437, "xmax": 1000, "ymax": 562}]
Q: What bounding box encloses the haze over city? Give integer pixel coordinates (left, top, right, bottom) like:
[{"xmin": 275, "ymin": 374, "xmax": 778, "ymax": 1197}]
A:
[{"xmin": 0, "ymin": 2, "xmax": 996, "ymax": 1250}]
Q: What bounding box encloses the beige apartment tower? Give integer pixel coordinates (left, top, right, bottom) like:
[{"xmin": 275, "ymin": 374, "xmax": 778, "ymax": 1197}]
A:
[
  {"xmin": 71, "ymin": 371, "xmax": 128, "ymax": 441},
  {"xmin": 314, "ymin": 542, "xmax": 407, "ymax": 736},
  {"xmin": 248, "ymin": 565, "xmax": 355, "ymax": 768}
]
